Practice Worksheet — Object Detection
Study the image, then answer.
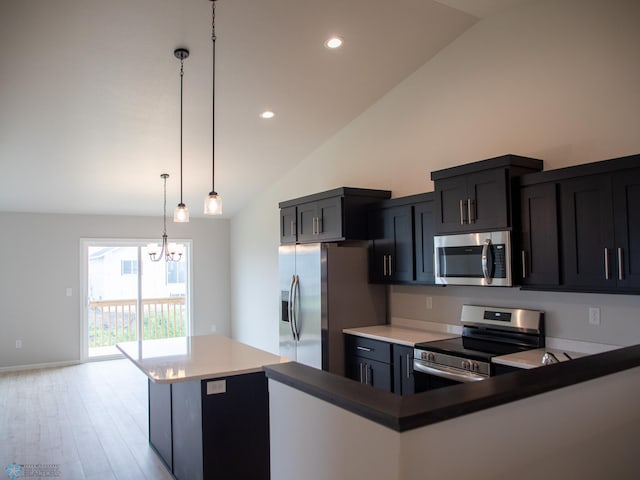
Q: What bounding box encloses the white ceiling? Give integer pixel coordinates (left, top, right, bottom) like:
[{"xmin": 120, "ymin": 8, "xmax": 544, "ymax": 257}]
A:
[{"xmin": 0, "ymin": 0, "xmax": 531, "ymax": 218}]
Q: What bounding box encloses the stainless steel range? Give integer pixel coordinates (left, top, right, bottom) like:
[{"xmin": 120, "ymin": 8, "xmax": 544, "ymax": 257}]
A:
[{"xmin": 413, "ymin": 305, "xmax": 545, "ymax": 389}]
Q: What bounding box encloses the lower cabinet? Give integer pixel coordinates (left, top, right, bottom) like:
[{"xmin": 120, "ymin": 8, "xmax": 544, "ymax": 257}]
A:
[
  {"xmin": 345, "ymin": 335, "xmax": 392, "ymax": 392},
  {"xmin": 344, "ymin": 335, "xmax": 416, "ymax": 395},
  {"xmin": 148, "ymin": 372, "xmax": 270, "ymax": 480}
]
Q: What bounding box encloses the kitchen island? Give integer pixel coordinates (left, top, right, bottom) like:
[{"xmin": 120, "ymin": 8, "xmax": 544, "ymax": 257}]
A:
[{"xmin": 117, "ymin": 334, "xmax": 286, "ymax": 480}]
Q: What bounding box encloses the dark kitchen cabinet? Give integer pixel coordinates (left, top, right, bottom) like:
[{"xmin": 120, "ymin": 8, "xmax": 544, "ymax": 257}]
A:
[
  {"xmin": 368, "ymin": 205, "xmax": 414, "ymax": 283},
  {"xmin": 297, "ymin": 196, "xmax": 342, "ymax": 243},
  {"xmin": 368, "ymin": 193, "xmax": 436, "ymax": 285},
  {"xmin": 280, "ymin": 206, "xmax": 297, "ymax": 244},
  {"xmin": 393, "ymin": 344, "xmax": 415, "ymax": 396},
  {"xmin": 279, "ymin": 187, "xmax": 391, "ymax": 245},
  {"xmin": 148, "ymin": 372, "xmax": 270, "ymax": 480},
  {"xmin": 344, "ymin": 335, "xmax": 392, "ymax": 393},
  {"xmin": 414, "ymin": 198, "xmax": 436, "ymax": 284},
  {"xmin": 519, "ymin": 182, "xmax": 560, "ymax": 287},
  {"xmin": 431, "ymin": 154, "xmax": 543, "ymax": 234},
  {"xmin": 560, "ymin": 166, "xmax": 640, "ymax": 292}
]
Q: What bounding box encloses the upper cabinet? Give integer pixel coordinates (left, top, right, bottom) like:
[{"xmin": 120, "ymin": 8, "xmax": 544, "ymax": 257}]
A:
[
  {"xmin": 368, "ymin": 193, "xmax": 436, "ymax": 285},
  {"xmin": 431, "ymin": 155, "xmax": 543, "ymax": 234},
  {"xmin": 279, "ymin": 187, "xmax": 391, "ymax": 245},
  {"xmin": 519, "ymin": 182, "xmax": 560, "ymax": 287},
  {"xmin": 519, "ymin": 153, "xmax": 640, "ymax": 294},
  {"xmin": 560, "ymin": 160, "xmax": 640, "ymax": 292}
]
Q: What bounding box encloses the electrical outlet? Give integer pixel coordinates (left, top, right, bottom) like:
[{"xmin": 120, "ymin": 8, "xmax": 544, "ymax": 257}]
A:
[
  {"xmin": 426, "ymin": 297, "xmax": 433, "ymax": 310},
  {"xmin": 589, "ymin": 307, "xmax": 601, "ymax": 326},
  {"xmin": 16, "ymin": 339, "xmax": 22, "ymax": 349}
]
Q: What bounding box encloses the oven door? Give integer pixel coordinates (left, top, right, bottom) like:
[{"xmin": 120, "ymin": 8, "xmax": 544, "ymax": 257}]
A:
[
  {"xmin": 434, "ymin": 230, "xmax": 511, "ymax": 286},
  {"xmin": 413, "ymin": 358, "xmax": 487, "ymax": 391}
]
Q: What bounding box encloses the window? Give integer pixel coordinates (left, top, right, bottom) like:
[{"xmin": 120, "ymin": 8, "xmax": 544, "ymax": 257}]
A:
[
  {"xmin": 121, "ymin": 259, "xmax": 139, "ymax": 275},
  {"xmin": 167, "ymin": 260, "xmax": 186, "ymax": 284}
]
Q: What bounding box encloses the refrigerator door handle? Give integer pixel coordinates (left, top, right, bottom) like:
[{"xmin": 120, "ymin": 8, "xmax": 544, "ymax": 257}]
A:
[
  {"xmin": 292, "ymin": 275, "xmax": 301, "ymax": 341},
  {"xmin": 288, "ymin": 275, "xmax": 296, "ymax": 340}
]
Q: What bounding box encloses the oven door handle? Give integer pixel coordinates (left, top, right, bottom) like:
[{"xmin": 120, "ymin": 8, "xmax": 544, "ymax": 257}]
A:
[{"xmin": 413, "ymin": 360, "xmax": 487, "ymax": 383}]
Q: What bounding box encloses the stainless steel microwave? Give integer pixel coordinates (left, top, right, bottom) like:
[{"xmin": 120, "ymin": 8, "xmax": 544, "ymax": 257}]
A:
[{"xmin": 434, "ymin": 230, "xmax": 512, "ymax": 286}]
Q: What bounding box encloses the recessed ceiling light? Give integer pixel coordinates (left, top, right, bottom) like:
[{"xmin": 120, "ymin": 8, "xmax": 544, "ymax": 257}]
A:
[
  {"xmin": 260, "ymin": 110, "xmax": 275, "ymax": 119},
  {"xmin": 325, "ymin": 36, "xmax": 343, "ymax": 49}
]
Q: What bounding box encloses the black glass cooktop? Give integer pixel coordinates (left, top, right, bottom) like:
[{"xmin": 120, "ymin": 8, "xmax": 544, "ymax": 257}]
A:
[{"xmin": 415, "ymin": 337, "xmax": 530, "ymax": 362}]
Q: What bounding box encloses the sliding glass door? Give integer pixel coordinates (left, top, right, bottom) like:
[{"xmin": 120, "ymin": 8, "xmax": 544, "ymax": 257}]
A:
[{"xmin": 82, "ymin": 239, "xmax": 191, "ymax": 359}]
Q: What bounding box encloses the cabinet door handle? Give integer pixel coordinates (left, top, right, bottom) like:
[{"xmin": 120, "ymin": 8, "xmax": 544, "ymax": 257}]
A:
[
  {"xmin": 388, "ymin": 255, "xmax": 393, "ymax": 277},
  {"xmin": 365, "ymin": 364, "xmax": 370, "ymax": 386},
  {"xmin": 467, "ymin": 197, "xmax": 474, "ymax": 224},
  {"xmin": 459, "ymin": 199, "xmax": 465, "ymax": 225},
  {"xmin": 312, "ymin": 217, "xmax": 318, "ymax": 235},
  {"xmin": 618, "ymin": 248, "xmax": 624, "ymax": 281},
  {"xmin": 290, "ymin": 220, "xmax": 295, "ymax": 237},
  {"xmin": 604, "ymin": 248, "xmax": 610, "ymax": 280},
  {"xmin": 383, "ymin": 255, "xmax": 388, "ymax": 276},
  {"xmin": 359, "ymin": 362, "xmax": 364, "ymax": 383},
  {"xmin": 356, "ymin": 346, "xmax": 372, "ymax": 352},
  {"xmin": 406, "ymin": 354, "xmax": 411, "ymax": 379},
  {"xmin": 521, "ymin": 250, "xmax": 527, "ymax": 279}
]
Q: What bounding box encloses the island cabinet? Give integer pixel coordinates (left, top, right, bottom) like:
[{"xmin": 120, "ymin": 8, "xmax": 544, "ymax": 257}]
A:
[
  {"xmin": 368, "ymin": 193, "xmax": 436, "ymax": 285},
  {"xmin": 150, "ymin": 373, "xmax": 270, "ymax": 480},
  {"xmin": 279, "ymin": 187, "xmax": 391, "ymax": 245},
  {"xmin": 116, "ymin": 335, "xmax": 284, "ymax": 480},
  {"xmin": 431, "ymin": 154, "xmax": 543, "ymax": 234}
]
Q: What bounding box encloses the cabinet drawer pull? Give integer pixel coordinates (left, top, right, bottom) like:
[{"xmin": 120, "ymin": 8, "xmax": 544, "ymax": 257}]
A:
[
  {"xmin": 618, "ymin": 248, "xmax": 624, "ymax": 281},
  {"xmin": 356, "ymin": 346, "xmax": 373, "ymax": 352},
  {"xmin": 459, "ymin": 199, "xmax": 465, "ymax": 225},
  {"xmin": 604, "ymin": 247, "xmax": 610, "ymax": 280}
]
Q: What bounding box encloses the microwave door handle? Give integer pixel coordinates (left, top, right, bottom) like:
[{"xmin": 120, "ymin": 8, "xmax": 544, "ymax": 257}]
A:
[{"xmin": 482, "ymin": 239, "xmax": 492, "ymax": 285}]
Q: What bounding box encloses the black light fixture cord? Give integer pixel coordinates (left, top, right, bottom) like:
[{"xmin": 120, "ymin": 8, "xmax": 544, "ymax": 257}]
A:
[
  {"xmin": 180, "ymin": 57, "xmax": 185, "ymax": 204},
  {"xmin": 211, "ymin": 0, "xmax": 216, "ymax": 194}
]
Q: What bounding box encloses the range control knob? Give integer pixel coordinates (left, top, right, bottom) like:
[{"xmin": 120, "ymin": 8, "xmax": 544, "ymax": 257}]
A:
[
  {"xmin": 427, "ymin": 352, "xmax": 436, "ymax": 362},
  {"xmin": 461, "ymin": 360, "xmax": 470, "ymax": 370},
  {"xmin": 470, "ymin": 362, "xmax": 478, "ymax": 372}
]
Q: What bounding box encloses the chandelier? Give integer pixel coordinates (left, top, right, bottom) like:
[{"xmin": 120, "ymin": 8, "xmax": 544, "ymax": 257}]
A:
[{"xmin": 148, "ymin": 174, "xmax": 184, "ymax": 262}]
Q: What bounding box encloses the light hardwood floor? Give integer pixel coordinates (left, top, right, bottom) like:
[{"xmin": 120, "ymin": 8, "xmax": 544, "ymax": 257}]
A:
[{"xmin": 0, "ymin": 359, "xmax": 174, "ymax": 480}]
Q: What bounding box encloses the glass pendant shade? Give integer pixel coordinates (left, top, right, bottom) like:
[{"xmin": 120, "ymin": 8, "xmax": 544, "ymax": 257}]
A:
[
  {"xmin": 204, "ymin": 192, "xmax": 222, "ymax": 215},
  {"xmin": 173, "ymin": 203, "xmax": 190, "ymax": 223}
]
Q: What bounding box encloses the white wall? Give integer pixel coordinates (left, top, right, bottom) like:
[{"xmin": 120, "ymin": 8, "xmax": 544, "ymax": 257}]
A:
[
  {"xmin": 230, "ymin": 0, "xmax": 640, "ymax": 353},
  {"xmin": 0, "ymin": 212, "xmax": 230, "ymax": 368}
]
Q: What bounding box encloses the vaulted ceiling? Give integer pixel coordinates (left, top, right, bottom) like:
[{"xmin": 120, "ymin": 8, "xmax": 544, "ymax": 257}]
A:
[{"xmin": 0, "ymin": 0, "xmax": 533, "ymax": 217}]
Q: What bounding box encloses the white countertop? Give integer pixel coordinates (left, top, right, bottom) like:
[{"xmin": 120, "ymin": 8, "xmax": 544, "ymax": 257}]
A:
[
  {"xmin": 117, "ymin": 334, "xmax": 288, "ymax": 383},
  {"xmin": 493, "ymin": 348, "xmax": 588, "ymax": 369},
  {"xmin": 343, "ymin": 325, "xmax": 458, "ymax": 347}
]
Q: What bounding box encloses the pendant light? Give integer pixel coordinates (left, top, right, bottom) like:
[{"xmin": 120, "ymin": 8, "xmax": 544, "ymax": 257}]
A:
[
  {"xmin": 174, "ymin": 48, "xmax": 190, "ymax": 222},
  {"xmin": 204, "ymin": 0, "xmax": 222, "ymax": 215},
  {"xmin": 148, "ymin": 174, "xmax": 184, "ymax": 262}
]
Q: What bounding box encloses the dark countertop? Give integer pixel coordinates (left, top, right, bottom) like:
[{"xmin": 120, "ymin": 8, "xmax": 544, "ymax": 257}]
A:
[{"xmin": 264, "ymin": 344, "xmax": 640, "ymax": 432}]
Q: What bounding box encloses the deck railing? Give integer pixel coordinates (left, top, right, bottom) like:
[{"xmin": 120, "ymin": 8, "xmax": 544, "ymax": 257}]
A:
[{"xmin": 88, "ymin": 297, "xmax": 186, "ymax": 347}]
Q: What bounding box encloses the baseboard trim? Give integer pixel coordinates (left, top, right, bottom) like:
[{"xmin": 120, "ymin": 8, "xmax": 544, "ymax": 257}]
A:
[{"xmin": 0, "ymin": 359, "xmax": 81, "ymax": 373}]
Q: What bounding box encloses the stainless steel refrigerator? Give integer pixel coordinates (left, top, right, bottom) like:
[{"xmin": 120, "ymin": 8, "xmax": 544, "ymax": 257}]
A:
[{"xmin": 279, "ymin": 242, "xmax": 386, "ymax": 376}]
